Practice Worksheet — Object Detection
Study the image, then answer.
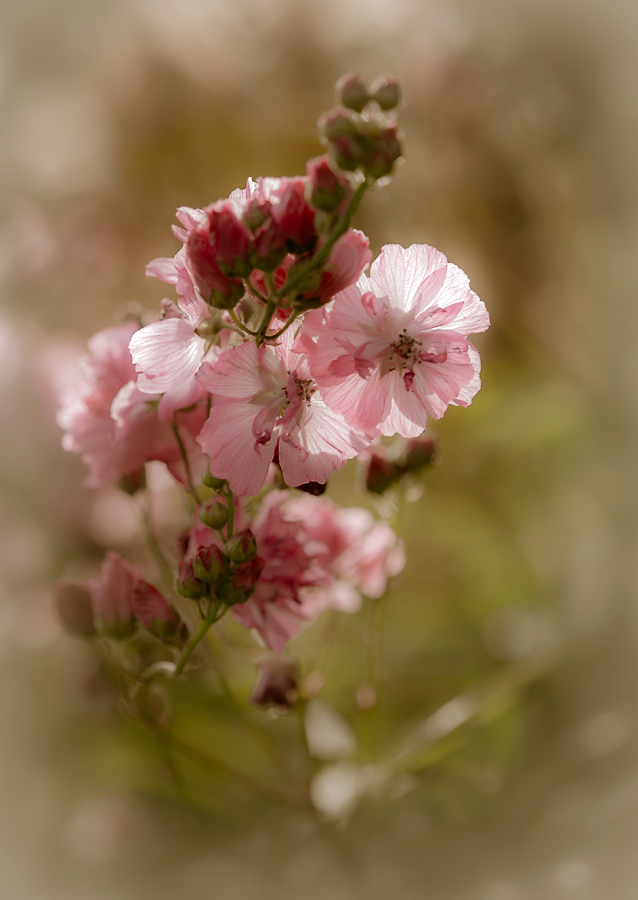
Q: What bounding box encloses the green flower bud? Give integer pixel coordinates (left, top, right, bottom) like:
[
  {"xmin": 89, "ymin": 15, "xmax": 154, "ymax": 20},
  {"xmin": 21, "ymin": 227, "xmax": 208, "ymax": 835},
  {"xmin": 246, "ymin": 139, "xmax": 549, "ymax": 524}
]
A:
[{"xmin": 199, "ymin": 501, "xmax": 228, "ymax": 530}]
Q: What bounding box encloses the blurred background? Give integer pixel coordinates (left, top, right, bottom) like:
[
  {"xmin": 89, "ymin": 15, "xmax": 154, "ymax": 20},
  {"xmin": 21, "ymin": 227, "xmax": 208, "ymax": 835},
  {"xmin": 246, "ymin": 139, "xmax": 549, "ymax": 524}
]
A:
[{"xmin": 1, "ymin": 0, "xmax": 637, "ymax": 897}]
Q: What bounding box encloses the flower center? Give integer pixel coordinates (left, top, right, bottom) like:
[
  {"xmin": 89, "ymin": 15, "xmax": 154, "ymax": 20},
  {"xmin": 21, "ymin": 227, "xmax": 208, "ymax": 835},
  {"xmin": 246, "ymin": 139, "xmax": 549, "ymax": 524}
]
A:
[
  {"xmin": 387, "ymin": 330, "xmax": 422, "ymax": 372},
  {"xmin": 289, "ymin": 372, "xmax": 317, "ymax": 405}
]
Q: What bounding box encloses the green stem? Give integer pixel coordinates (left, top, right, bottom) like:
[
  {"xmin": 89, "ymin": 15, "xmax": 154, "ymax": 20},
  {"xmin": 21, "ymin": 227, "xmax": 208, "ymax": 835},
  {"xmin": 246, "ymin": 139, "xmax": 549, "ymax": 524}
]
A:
[
  {"xmin": 159, "ymin": 731, "xmax": 295, "ymax": 805},
  {"xmin": 225, "ymin": 489, "xmax": 235, "ymax": 537},
  {"xmin": 141, "ymin": 493, "xmax": 174, "ymax": 589},
  {"xmin": 255, "ymin": 299, "xmax": 277, "ymax": 345},
  {"xmin": 174, "ymin": 599, "xmax": 222, "ymax": 677},
  {"xmin": 228, "ymin": 308, "xmax": 259, "ymax": 337},
  {"xmin": 276, "ymin": 181, "xmax": 367, "ymax": 301},
  {"xmin": 264, "ymin": 309, "xmax": 300, "ymax": 341},
  {"xmin": 172, "ymin": 418, "xmax": 198, "ymax": 503}
]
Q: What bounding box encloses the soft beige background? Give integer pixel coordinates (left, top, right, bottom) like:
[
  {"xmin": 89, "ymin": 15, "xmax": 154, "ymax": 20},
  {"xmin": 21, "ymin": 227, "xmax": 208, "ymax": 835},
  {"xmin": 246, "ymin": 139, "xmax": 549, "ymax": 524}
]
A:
[{"xmin": 1, "ymin": 0, "xmax": 638, "ymax": 897}]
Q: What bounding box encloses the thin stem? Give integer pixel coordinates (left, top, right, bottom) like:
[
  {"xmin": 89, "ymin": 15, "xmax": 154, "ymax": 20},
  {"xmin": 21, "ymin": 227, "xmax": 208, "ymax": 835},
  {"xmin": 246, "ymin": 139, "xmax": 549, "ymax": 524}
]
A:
[
  {"xmin": 255, "ymin": 299, "xmax": 277, "ymax": 345},
  {"xmin": 264, "ymin": 309, "xmax": 300, "ymax": 341},
  {"xmin": 141, "ymin": 493, "xmax": 174, "ymax": 589},
  {"xmin": 225, "ymin": 488, "xmax": 235, "ymax": 537},
  {"xmin": 174, "ymin": 598, "xmax": 222, "ymax": 677},
  {"xmin": 276, "ymin": 181, "xmax": 367, "ymax": 301},
  {"xmin": 172, "ymin": 418, "xmax": 198, "ymax": 502},
  {"xmin": 159, "ymin": 731, "xmax": 295, "ymax": 805},
  {"xmin": 228, "ymin": 308, "xmax": 259, "ymax": 337}
]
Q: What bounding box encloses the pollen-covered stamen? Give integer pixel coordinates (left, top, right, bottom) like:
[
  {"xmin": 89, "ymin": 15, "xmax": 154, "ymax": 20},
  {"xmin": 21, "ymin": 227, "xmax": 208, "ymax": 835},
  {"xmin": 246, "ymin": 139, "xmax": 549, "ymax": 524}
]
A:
[
  {"xmin": 290, "ymin": 372, "xmax": 317, "ymax": 404},
  {"xmin": 387, "ymin": 329, "xmax": 422, "ymax": 373}
]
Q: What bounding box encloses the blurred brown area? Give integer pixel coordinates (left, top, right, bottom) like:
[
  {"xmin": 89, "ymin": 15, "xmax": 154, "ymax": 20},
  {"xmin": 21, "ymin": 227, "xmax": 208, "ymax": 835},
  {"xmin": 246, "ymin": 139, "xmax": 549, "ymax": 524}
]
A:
[{"xmin": 1, "ymin": 0, "xmax": 638, "ymax": 897}]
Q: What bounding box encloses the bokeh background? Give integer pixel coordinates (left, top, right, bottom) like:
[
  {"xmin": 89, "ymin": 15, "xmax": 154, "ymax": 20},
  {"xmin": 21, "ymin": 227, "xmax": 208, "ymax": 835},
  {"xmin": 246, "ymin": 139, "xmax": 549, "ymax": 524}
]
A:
[{"xmin": 1, "ymin": 0, "xmax": 637, "ymax": 897}]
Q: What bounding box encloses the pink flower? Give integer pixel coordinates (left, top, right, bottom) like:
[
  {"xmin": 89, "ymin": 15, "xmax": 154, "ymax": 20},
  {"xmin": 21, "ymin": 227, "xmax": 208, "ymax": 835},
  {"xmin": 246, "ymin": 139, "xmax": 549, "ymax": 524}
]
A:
[
  {"xmin": 196, "ymin": 330, "xmax": 371, "ymax": 496},
  {"xmin": 301, "ymin": 243, "xmax": 489, "ymax": 437},
  {"xmin": 281, "ymin": 493, "xmax": 405, "ymax": 612},
  {"xmin": 58, "ymin": 320, "xmax": 207, "ymax": 488},
  {"xmin": 130, "ymin": 248, "xmax": 226, "ymax": 421},
  {"xmin": 232, "ymin": 493, "xmax": 333, "ymax": 651}
]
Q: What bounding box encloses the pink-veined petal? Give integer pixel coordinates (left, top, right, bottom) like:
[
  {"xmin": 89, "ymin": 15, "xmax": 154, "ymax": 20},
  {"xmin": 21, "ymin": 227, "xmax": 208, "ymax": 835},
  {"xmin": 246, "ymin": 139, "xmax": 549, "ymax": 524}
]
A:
[{"xmin": 197, "ymin": 400, "xmax": 276, "ymax": 496}]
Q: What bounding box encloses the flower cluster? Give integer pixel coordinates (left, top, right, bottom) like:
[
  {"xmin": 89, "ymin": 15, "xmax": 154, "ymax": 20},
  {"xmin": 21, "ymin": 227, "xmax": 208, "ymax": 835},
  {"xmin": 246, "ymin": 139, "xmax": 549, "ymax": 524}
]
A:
[{"xmin": 55, "ymin": 74, "xmax": 489, "ymax": 712}]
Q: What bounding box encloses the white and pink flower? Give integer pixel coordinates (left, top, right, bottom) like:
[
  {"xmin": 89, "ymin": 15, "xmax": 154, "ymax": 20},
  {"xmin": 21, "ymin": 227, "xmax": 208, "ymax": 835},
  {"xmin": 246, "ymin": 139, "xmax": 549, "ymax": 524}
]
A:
[
  {"xmin": 196, "ymin": 329, "xmax": 371, "ymax": 496},
  {"xmin": 300, "ymin": 243, "xmax": 490, "ymax": 437}
]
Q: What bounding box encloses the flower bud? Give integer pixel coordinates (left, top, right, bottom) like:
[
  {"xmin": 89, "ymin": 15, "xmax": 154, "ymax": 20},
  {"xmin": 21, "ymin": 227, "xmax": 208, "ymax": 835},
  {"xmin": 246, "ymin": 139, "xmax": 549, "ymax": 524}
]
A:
[
  {"xmin": 208, "ymin": 280, "xmax": 245, "ymax": 311},
  {"xmin": 403, "ymin": 435, "xmax": 436, "ymax": 473},
  {"xmin": 225, "ymin": 528, "xmax": 258, "ymax": 563},
  {"xmin": 133, "ymin": 581, "xmax": 177, "ymax": 640},
  {"xmin": 307, "ymin": 155, "xmax": 348, "ymax": 213},
  {"xmin": 186, "ymin": 228, "xmax": 235, "ymax": 302},
  {"xmin": 364, "ymin": 448, "xmax": 398, "ymax": 495},
  {"xmin": 207, "ymin": 202, "xmax": 251, "ymax": 272},
  {"xmin": 198, "ymin": 501, "xmax": 228, "ymax": 530},
  {"xmin": 176, "ymin": 560, "xmax": 207, "ymax": 600},
  {"xmin": 251, "ymin": 654, "xmax": 299, "ymax": 709},
  {"xmin": 202, "ymin": 470, "xmax": 227, "ymax": 490},
  {"xmin": 365, "ymin": 121, "xmax": 402, "ymax": 180},
  {"xmin": 336, "ymin": 73, "xmax": 369, "ymax": 113},
  {"xmin": 370, "ymin": 74, "xmax": 401, "ymax": 111},
  {"xmin": 296, "ymin": 480, "xmax": 327, "ymax": 496},
  {"xmin": 320, "ymin": 109, "xmax": 366, "ymax": 172},
  {"xmin": 54, "ymin": 581, "xmax": 95, "ymax": 637},
  {"xmin": 87, "ymin": 552, "xmax": 138, "ymax": 639},
  {"xmin": 192, "ymin": 545, "xmax": 224, "ymax": 585}
]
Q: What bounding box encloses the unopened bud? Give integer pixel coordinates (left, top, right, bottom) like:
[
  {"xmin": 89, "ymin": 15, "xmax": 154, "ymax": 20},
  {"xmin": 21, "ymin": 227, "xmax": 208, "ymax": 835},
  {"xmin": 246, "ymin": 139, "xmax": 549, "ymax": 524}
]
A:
[
  {"xmin": 176, "ymin": 560, "xmax": 206, "ymax": 600},
  {"xmin": 364, "ymin": 448, "xmax": 398, "ymax": 495},
  {"xmin": 225, "ymin": 528, "xmax": 257, "ymax": 563},
  {"xmin": 133, "ymin": 582, "xmax": 177, "ymax": 640},
  {"xmin": 336, "ymin": 73, "xmax": 369, "ymax": 113},
  {"xmin": 198, "ymin": 501, "xmax": 228, "ymax": 530},
  {"xmin": 307, "ymin": 155, "xmax": 348, "ymax": 213},
  {"xmin": 366, "ymin": 121, "xmax": 402, "ymax": 180},
  {"xmin": 192, "ymin": 545, "xmax": 224, "ymax": 585},
  {"xmin": 297, "ymin": 480, "xmax": 327, "ymax": 496},
  {"xmin": 208, "ymin": 280, "xmax": 245, "ymax": 311},
  {"xmin": 403, "ymin": 435, "xmax": 436, "ymax": 473},
  {"xmin": 370, "ymin": 74, "xmax": 401, "ymax": 111},
  {"xmin": 54, "ymin": 581, "xmax": 95, "ymax": 637},
  {"xmin": 202, "ymin": 470, "xmax": 227, "ymax": 491},
  {"xmin": 251, "ymin": 654, "xmax": 299, "ymax": 709}
]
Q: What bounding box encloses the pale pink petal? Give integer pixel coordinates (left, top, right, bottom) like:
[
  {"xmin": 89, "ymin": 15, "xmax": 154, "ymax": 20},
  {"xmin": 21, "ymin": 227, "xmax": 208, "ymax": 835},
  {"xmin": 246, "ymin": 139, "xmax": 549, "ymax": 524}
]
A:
[
  {"xmin": 378, "ymin": 370, "xmax": 429, "ymax": 437},
  {"xmin": 370, "ymin": 243, "xmax": 448, "ymax": 311},
  {"xmin": 145, "ymin": 257, "xmax": 178, "ymax": 284},
  {"xmin": 450, "ymin": 341, "xmax": 482, "ymax": 407},
  {"xmin": 129, "ymin": 319, "xmax": 205, "ymax": 401},
  {"xmin": 197, "ymin": 342, "xmax": 277, "ymax": 399},
  {"xmin": 197, "ymin": 400, "xmax": 275, "ymax": 496},
  {"xmin": 279, "ymin": 396, "xmax": 370, "ymax": 486},
  {"xmin": 433, "ymin": 267, "xmax": 490, "ymax": 333}
]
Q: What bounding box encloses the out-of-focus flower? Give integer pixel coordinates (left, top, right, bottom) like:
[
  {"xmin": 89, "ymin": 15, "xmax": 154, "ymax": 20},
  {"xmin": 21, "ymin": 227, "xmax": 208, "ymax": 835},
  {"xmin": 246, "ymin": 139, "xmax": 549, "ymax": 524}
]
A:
[
  {"xmin": 284, "ymin": 492, "xmax": 406, "ymax": 608},
  {"xmin": 301, "ymin": 243, "xmax": 489, "ymax": 437},
  {"xmin": 57, "ymin": 320, "xmax": 207, "ymax": 488},
  {"xmin": 251, "ymin": 654, "xmax": 299, "ymax": 709},
  {"xmin": 87, "ymin": 551, "xmax": 139, "ymax": 638}
]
